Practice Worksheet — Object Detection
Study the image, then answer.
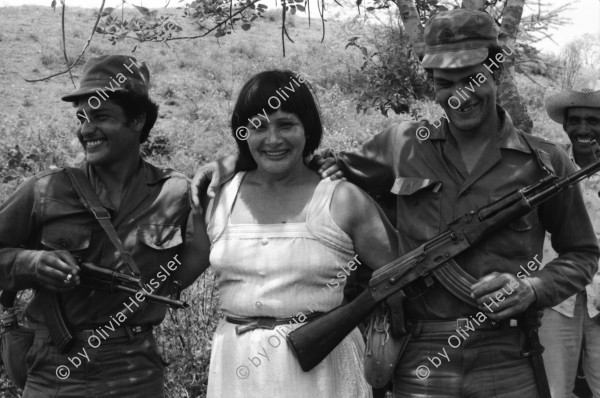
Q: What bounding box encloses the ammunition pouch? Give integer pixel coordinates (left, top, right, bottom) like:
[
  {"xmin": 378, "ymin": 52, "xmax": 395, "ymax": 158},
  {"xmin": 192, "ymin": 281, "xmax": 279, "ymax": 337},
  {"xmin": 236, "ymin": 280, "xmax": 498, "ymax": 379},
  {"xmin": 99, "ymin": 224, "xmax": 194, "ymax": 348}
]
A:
[{"xmin": 363, "ymin": 302, "xmax": 410, "ymax": 388}]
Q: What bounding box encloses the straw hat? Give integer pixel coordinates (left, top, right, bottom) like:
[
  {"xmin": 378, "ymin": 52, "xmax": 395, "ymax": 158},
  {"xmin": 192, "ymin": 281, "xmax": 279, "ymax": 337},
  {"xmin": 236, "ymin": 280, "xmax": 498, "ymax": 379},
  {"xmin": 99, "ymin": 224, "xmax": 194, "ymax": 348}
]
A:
[{"xmin": 545, "ymin": 79, "xmax": 600, "ymax": 124}]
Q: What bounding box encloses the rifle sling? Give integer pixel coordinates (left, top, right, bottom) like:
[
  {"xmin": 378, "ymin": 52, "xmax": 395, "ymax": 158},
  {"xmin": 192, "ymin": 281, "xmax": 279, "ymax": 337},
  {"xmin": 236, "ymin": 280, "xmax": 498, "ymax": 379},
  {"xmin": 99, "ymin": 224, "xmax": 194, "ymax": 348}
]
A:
[
  {"xmin": 64, "ymin": 167, "xmax": 141, "ymax": 277},
  {"xmin": 38, "ymin": 168, "xmax": 144, "ymax": 352},
  {"xmin": 527, "ymin": 325, "xmax": 552, "ymax": 397}
]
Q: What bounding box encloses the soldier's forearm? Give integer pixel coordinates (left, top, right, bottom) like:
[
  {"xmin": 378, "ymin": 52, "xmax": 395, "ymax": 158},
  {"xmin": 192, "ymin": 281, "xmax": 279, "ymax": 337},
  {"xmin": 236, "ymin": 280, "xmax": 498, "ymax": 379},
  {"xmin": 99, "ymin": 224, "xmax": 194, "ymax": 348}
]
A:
[
  {"xmin": 0, "ymin": 248, "xmax": 43, "ymax": 290},
  {"xmin": 176, "ymin": 212, "xmax": 210, "ymax": 289}
]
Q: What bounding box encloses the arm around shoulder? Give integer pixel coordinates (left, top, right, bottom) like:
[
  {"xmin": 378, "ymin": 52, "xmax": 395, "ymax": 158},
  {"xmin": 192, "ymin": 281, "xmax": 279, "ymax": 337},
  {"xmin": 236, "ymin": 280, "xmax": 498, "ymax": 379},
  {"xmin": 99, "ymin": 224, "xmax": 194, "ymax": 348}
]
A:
[
  {"xmin": 190, "ymin": 154, "xmax": 239, "ymax": 210},
  {"xmin": 175, "ymin": 210, "xmax": 211, "ymax": 290},
  {"xmin": 335, "ymin": 124, "xmax": 405, "ymax": 193}
]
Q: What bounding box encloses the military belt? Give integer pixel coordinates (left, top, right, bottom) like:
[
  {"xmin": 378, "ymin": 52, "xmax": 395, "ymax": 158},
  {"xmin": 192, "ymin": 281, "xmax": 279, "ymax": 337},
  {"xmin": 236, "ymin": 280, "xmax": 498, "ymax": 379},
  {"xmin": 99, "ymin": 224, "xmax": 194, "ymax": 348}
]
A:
[
  {"xmin": 407, "ymin": 317, "xmax": 519, "ymax": 336},
  {"xmin": 34, "ymin": 325, "xmax": 152, "ymax": 342}
]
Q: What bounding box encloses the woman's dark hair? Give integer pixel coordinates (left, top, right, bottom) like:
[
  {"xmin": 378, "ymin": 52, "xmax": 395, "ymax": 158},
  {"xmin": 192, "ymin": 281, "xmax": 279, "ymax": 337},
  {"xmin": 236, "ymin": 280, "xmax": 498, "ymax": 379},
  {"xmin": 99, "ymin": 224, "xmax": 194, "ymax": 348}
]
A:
[
  {"xmin": 110, "ymin": 92, "xmax": 159, "ymax": 143},
  {"xmin": 231, "ymin": 70, "xmax": 323, "ymax": 168}
]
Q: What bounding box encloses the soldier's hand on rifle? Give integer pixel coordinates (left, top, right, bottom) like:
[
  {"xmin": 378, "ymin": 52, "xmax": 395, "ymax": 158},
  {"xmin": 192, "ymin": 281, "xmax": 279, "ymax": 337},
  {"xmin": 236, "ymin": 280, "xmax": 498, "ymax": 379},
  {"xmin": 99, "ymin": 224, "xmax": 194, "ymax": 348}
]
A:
[
  {"xmin": 470, "ymin": 272, "xmax": 537, "ymax": 321},
  {"xmin": 35, "ymin": 251, "xmax": 80, "ymax": 291}
]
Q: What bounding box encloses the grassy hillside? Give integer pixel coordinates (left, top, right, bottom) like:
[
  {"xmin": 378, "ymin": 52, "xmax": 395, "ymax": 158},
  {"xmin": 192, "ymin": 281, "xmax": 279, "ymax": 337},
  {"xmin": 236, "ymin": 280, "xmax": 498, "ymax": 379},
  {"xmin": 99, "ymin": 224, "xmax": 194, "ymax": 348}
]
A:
[{"xmin": 0, "ymin": 4, "xmax": 569, "ymax": 397}]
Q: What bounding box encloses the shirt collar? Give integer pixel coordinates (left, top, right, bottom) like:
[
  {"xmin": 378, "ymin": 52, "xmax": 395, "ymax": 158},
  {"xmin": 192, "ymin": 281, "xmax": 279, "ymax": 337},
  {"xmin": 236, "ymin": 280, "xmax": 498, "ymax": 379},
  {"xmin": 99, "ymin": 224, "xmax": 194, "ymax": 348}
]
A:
[
  {"xmin": 429, "ymin": 105, "xmax": 532, "ymax": 154},
  {"xmin": 143, "ymin": 159, "xmax": 176, "ymax": 185},
  {"xmin": 84, "ymin": 158, "xmax": 173, "ymax": 211}
]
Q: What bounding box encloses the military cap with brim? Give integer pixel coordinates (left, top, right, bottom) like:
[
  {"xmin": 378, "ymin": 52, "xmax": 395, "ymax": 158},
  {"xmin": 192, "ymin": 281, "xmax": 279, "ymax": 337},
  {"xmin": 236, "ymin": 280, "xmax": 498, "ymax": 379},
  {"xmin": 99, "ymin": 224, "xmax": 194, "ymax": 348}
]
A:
[
  {"xmin": 545, "ymin": 80, "xmax": 600, "ymax": 124},
  {"xmin": 62, "ymin": 55, "xmax": 150, "ymax": 102},
  {"xmin": 421, "ymin": 9, "xmax": 500, "ymax": 69}
]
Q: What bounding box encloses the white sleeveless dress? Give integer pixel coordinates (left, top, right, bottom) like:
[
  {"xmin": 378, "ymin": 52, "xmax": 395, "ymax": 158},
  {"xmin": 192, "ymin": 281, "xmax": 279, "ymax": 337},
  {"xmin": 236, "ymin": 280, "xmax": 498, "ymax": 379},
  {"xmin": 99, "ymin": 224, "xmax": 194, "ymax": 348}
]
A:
[{"xmin": 205, "ymin": 172, "xmax": 372, "ymax": 398}]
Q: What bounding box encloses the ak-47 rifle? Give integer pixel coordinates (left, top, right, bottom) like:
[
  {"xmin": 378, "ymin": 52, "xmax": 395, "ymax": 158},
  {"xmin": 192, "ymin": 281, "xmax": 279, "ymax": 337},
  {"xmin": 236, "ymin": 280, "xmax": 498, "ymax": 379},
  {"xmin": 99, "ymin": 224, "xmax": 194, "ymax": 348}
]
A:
[
  {"xmin": 75, "ymin": 257, "xmax": 189, "ymax": 309},
  {"xmin": 287, "ymin": 153, "xmax": 600, "ymax": 372},
  {"xmin": 0, "ymin": 257, "xmax": 189, "ymax": 355}
]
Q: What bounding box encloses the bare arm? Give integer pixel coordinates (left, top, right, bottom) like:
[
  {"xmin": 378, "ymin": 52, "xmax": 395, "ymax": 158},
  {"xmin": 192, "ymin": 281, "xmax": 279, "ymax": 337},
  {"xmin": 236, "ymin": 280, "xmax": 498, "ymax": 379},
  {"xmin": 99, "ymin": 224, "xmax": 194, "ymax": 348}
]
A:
[
  {"xmin": 330, "ymin": 181, "xmax": 399, "ymax": 270},
  {"xmin": 175, "ymin": 210, "xmax": 211, "ymax": 289}
]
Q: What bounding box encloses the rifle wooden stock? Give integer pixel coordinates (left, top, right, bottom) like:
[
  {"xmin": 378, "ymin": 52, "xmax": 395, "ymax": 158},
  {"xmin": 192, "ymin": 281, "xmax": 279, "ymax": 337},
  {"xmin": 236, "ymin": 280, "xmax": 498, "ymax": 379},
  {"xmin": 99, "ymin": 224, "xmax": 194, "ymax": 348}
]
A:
[{"xmin": 287, "ymin": 289, "xmax": 380, "ymax": 371}]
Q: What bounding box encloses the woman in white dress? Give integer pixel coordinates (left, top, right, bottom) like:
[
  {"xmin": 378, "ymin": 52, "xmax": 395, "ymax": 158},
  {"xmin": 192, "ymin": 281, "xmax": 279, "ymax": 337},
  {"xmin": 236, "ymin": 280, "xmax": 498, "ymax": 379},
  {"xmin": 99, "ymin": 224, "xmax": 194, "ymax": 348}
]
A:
[{"xmin": 203, "ymin": 70, "xmax": 399, "ymax": 398}]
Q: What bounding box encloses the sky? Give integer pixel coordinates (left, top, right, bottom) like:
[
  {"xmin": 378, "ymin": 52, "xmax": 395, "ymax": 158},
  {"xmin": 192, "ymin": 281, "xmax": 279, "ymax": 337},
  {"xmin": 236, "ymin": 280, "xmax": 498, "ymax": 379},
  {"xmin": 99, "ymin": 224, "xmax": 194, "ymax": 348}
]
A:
[{"xmin": 0, "ymin": 0, "xmax": 598, "ymax": 54}]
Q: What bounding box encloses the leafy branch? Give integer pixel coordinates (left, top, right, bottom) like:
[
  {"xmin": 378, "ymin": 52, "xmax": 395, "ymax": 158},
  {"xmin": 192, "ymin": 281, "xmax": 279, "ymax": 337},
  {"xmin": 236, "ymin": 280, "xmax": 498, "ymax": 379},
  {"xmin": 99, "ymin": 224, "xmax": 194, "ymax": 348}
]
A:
[{"xmin": 26, "ymin": 0, "xmax": 332, "ymax": 82}]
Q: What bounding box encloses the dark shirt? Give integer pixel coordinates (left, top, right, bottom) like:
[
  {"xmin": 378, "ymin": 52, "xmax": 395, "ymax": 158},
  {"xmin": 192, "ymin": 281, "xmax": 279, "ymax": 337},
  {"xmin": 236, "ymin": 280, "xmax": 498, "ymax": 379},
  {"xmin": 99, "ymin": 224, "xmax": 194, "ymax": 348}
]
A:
[
  {"xmin": 0, "ymin": 159, "xmax": 191, "ymax": 327},
  {"xmin": 337, "ymin": 107, "xmax": 599, "ymax": 320}
]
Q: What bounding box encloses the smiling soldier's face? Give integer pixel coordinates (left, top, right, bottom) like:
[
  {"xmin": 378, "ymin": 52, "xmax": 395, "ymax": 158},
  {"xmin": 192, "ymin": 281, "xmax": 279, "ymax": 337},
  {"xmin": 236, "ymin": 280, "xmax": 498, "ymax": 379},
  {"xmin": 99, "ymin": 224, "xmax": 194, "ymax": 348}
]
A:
[
  {"xmin": 565, "ymin": 107, "xmax": 600, "ymax": 167},
  {"xmin": 75, "ymin": 98, "xmax": 143, "ymax": 165},
  {"xmin": 433, "ymin": 64, "xmax": 498, "ymax": 134}
]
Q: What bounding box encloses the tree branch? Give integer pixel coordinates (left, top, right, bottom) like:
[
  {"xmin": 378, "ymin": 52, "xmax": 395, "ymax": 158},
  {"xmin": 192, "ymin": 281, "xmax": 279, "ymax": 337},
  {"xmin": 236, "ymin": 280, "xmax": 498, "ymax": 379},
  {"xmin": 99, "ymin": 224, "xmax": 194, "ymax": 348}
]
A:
[
  {"xmin": 60, "ymin": 1, "xmax": 76, "ymax": 87},
  {"xmin": 497, "ymin": 0, "xmax": 533, "ymax": 133},
  {"xmin": 394, "ymin": 0, "xmax": 425, "ymax": 60},
  {"xmin": 318, "ymin": 0, "xmax": 325, "ymax": 43},
  {"xmin": 25, "ymin": 0, "xmax": 106, "ymax": 83},
  {"xmin": 282, "ymin": 0, "xmax": 286, "ymax": 57},
  {"xmin": 229, "ymin": 0, "xmax": 234, "ymax": 30},
  {"xmin": 165, "ymin": 0, "xmax": 262, "ymax": 41}
]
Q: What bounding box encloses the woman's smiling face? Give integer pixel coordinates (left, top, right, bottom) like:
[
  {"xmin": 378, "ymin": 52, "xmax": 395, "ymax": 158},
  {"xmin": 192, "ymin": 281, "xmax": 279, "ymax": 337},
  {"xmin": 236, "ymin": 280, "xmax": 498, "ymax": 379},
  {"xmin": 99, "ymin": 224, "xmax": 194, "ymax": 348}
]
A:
[{"xmin": 245, "ymin": 110, "xmax": 307, "ymax": 176}]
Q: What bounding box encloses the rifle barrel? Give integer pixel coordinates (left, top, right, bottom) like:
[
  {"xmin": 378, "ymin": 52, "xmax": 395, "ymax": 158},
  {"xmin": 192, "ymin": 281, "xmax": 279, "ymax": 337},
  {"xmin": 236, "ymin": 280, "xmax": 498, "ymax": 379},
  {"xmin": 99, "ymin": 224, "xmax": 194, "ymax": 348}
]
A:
[
  {"xmin": 79, "ymin": 262, "xmax": 140, "ymax": 285},
  {"xmin": 78, "ymin": 261, "xmax": 189, "ymax": 309},
  {"xmin": 528, "ymin": 158, "xmax": 600, "ymax": 207}
]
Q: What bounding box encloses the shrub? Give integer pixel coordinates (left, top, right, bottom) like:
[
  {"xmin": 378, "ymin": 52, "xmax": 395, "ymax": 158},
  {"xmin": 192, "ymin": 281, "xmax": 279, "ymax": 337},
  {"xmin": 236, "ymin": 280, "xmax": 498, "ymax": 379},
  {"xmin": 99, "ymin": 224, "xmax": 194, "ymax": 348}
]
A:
[{"xmin": 347, "ymin": 23, "xmax": 433, "ymax": 117}]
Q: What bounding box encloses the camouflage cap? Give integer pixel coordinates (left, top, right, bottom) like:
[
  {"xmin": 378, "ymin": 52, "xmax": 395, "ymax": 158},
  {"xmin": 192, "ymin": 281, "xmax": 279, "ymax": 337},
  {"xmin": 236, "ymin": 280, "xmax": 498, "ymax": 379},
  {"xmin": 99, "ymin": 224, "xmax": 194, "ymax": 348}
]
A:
[
  {"xmin": 422, "ymin": 9, "xmax": 499, "ymax": 69},
  {"xmin": 62, "ymin": 55, "xmax": 150, "ymax": 102}
]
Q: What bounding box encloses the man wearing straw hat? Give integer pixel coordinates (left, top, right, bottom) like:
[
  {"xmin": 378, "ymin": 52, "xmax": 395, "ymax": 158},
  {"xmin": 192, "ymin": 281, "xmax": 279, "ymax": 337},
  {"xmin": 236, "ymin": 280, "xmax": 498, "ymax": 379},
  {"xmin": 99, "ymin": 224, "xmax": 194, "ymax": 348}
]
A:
[{"xmin": 540, "ymin": 80, "xmax": 600, "ymax": 397}]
